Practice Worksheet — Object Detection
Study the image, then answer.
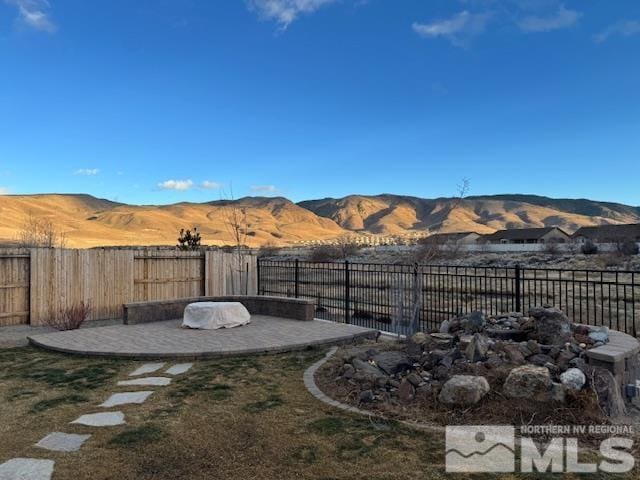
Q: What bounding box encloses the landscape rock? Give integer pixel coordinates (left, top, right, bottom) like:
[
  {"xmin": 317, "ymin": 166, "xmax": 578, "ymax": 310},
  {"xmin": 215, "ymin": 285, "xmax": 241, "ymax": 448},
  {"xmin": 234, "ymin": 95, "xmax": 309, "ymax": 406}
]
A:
[
  {"xmin": 438, "ymin": 375, "xmax": 490, "ymax": 406},
  {"xmin": 397, "ymin": 379, "xmax": 416, "ymax": 403},
  {"xmin": 529, "ymin": 307, "xmax": 571, "ymax": 345},
  {"xmin": 352, "ymin": 358, "xmax": 386, "ymax": 380},
  {"xmin": 462, "ymin": 311, "xmax": 486, "ymax": 333},
  {"xmin": 465, "ymin": 333, "xmax": 490, "ymax": 362},
  {"xmin": 551, "ymin": 383, "xmax": 566, "ymax": 402},
  {"xmin": 591, "ymin": 368, "xmax": 626, "ymax": 417},
  {"xmin": 503, "ymin": 344, "xmax": 526, "ymax": 364},
  {"xmin": 528, "ymin": 354, "xmax": 554, "ymax": 367},
  {"xmin": 373, "ymin": 351, "xmax": 411, "ymax": 376},
  {"xmin": 358, "ymin": 390, "xmax": 375, "ymax": 403},
  {"xmin": 589, "ymin": 327, "xmax": 609, "ymax": 344},
  {"xmin": 503, "ymin": 365, "xmax": 552, "ymax": 401},
  {"xmin": 560, "ymin": 368, "xmax": 586, "ymax": 391},
  {"xmin": 439, "ymin": 319, "xmax": 451, "ymax": 333}
]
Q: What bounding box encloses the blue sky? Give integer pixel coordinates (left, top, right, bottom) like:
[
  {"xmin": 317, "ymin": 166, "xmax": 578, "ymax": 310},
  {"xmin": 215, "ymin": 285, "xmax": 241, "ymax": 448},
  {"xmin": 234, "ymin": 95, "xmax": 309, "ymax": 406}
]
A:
[{"xmin": 0, "ymin": 0, "xmax": 639, "ymax": 206}]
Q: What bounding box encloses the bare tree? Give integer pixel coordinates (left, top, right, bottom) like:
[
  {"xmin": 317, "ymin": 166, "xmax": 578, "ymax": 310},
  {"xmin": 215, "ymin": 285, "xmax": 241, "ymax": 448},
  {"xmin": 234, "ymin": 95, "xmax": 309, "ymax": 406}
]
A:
[
  {"xmin": 221, "ymin": 187, "xmax": 250, "ymax": 294},
  {"xmin": 18, "ymin": 214, "xmax": 67, "ymax": 248}
]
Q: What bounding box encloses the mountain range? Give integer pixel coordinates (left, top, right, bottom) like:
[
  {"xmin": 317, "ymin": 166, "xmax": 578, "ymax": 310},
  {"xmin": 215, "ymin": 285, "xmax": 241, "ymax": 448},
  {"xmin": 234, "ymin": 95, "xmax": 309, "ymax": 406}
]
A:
[{"xmin": 0, "ymin": 193, "xmax": 638, "ymax": 248}]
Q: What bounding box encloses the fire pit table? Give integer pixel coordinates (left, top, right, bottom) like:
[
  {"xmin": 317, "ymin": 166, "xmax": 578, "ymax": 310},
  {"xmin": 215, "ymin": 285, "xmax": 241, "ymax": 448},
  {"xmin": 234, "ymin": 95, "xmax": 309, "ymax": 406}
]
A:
[{"xmin": 182, "ymin": 301, "xmax": 251, "ymax": 330}]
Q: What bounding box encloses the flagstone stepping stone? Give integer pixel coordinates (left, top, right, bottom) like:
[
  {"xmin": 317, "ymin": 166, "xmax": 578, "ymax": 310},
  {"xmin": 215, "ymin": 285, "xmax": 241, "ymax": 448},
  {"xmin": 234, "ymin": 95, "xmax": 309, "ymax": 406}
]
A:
[
  {"xmin": 129, "ymin": 363, "xmax": 166, "ymax": 376},
  {"xmin": 0, "ymin": 458, "xmax": 54, "ymax": 480},
  {"xmin": 35, "ymin": 432, "xmax": 91, "ymax": 452},
  {"xmin": 117, "ymin": 377, "xmax": 171, "ymax": 387},
  {"xmin": 166, "ymin": 363, "xmax": 193, "ymax": 375},
  {"xmin": 100, "ymin": 391, "xmax": 154, "ymax": 408},
  {"xmin": 71, "ymin": 411, "xmax": 125, "ymax": 427}
]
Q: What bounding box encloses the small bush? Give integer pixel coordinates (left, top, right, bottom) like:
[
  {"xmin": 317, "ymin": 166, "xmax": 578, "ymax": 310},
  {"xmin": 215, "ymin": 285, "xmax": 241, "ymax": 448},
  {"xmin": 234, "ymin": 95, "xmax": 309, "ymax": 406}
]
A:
[
  {"xmin": 308, "ymin": 245, "xmax": 341, "ymax": 262},
  {"xmin": 617, "ymin": 240, "xmax": 639, "ymax": 256},
  {"xmin": 257, "ymin": 242, "xmax": 280, "ymax": 258},
  {"xmin": 46, "ymin": 301, "xmax": 91, "ymax": 331},
  {"xmin": 543, "ymin": 240, "xmax": 561, "ymax": 256},
  {"xmin": 581, "ymin": 240, "xmax": 598, "ymax": 255}
]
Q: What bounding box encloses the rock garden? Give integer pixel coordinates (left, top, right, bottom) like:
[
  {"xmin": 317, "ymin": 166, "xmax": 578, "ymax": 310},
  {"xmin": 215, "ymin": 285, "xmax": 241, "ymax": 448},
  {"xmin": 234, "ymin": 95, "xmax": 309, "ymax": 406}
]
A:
[{"xmin": 316, "ymin": 307, "xmax": 636, "ymax": 430}]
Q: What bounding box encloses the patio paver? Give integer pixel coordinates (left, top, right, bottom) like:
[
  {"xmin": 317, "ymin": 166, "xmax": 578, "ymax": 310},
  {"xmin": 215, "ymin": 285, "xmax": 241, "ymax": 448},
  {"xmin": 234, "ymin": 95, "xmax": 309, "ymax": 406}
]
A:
[
  {"xmin": 0, "ymin": 458, "xmax": 55, "ymax": 480},
  {"xmin": 117, "ymin": 377, "xmax": 171, "ymax": 387},
  {"xmin": 35, "ymin": 432, "xmax": 91, "ymax": 453},
  {"xmin": 71, "ymin": 412, "xmax": 125, "ymax": 427},
  {"xmin": 166, "ymin": 363, "xmax": 193, "ymax": 375},
  {"xmin": 129, "ymin": 363, "xmax": 165, "ymax": 376},
  {"xmin": 100, "ymin": 391, "xmax": 154, "ymax": 407}
]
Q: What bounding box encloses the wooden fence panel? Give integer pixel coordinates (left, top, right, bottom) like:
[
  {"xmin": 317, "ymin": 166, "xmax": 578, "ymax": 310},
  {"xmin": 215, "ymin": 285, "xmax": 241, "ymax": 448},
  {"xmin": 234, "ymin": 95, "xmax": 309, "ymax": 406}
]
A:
[
  {"xmin": 133, "ymin": 250, "xmax": 205, "ymax": 302},
  {"xmin": 1, "ymin": 248, "xmax": 257, "ymax": 327},
  {"xmin": 206, "ymin": 251, "xmax": 257, "ymax": 296},
  {"xmin": 29, "ymin": 249, "xmax": 134, "ymax": 326},
  {"xmin": 0, "ymin": 249, "xmax": 30, "ymax": 326}
]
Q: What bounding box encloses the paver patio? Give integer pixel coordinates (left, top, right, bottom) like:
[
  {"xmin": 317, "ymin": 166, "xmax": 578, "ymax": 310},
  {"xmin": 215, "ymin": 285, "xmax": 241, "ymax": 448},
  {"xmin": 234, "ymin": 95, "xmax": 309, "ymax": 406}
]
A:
[{"xmin": 27, "ymin": 316, "xmax": 378, "ymax": 358}]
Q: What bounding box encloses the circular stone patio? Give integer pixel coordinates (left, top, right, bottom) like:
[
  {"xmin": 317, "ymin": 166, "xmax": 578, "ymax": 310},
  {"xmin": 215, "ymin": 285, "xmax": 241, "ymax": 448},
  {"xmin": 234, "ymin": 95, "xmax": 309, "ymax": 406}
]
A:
[{"xmin": 27, "ymin": 316, "xmax": 378, "ymax": 359}]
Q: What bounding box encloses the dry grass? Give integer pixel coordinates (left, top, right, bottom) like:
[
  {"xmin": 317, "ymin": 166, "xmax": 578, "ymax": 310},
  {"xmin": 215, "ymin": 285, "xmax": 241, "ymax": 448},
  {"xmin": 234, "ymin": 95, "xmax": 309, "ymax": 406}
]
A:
[{"xmin": 1, "ymin": 346, "xmax": 638, "ymax": 479}]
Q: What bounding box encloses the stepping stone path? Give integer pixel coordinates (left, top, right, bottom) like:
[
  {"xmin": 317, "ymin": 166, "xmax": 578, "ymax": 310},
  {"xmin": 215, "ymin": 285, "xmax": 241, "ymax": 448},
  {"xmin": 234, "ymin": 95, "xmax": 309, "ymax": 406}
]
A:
[
  {"xmin": 117, "ymin": 376, "xmax": 172, "ymax": 387},
  {"xmin": 166, "ymin": 363, "xmax": 193, "ymax": 375},
  {"xmin": 100, "ymin": 391, "xmax": 154, "ymax": 408},
  {"xmin": 129, "ymin": 363, "xmax": 166, "ymax": 376},
  {"xmin": 71, "ymin": 411, "xmax": 126, "ymax": 427},
  {"xmin": 3, "ymin": 362, "xmax": 192, "ymax": 478},
  {"xmin": 0, "ymin": 458, "xmax": 55, "ymax": 480},
  {"xmin": 35, "ymin": 432, "xmax": 91, "ymax": 453}
]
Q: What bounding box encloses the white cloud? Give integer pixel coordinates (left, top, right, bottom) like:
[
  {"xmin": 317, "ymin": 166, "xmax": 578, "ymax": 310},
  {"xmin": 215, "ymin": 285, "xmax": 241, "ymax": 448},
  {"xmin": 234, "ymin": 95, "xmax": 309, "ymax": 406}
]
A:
[
  {"xmin": 247, "ymin": 0, "xmax": 337, "ymax": 28},
  {"xmin": 250, "ymin": 185, "xmax": 278, "ymax": 193},
  {"xmin": 201, "ymin": 180, "xmax": 222, "ymax": 190},
  {"xmin": 518, "ymin": 5, "xmax": 580, "ymax": 33},
  {"xmin": 6, "ymin": 0, "xmax": 57, "ymax": 33},
  {"xmin": 74, "ymin": 168, "xmax": 100, "ymax": 176},
  {"xmin": 158, "ymin": 179, "xmax": 194, "ymax": 191},
  {"xmin": 593, "ymin": 20, "xmax": 640, "ymax": 44},
  {"xmin": 412, "ymin": 11, "xmax": 492, "ymax": 47},
  {"xmin": 0, "ymin": 186, "xmax": 10, "ymax": 195}
]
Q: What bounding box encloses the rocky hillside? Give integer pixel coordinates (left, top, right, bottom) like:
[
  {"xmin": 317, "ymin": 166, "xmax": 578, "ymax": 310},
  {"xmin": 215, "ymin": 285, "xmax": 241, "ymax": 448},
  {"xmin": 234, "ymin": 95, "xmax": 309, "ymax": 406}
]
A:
[
  {"xmin": 0, "ymin": 193, "xmax": 638, "ymax": 248},
  {"xmin": 299, "ymin": 194, "xmax": 640, "ymax": 236}
]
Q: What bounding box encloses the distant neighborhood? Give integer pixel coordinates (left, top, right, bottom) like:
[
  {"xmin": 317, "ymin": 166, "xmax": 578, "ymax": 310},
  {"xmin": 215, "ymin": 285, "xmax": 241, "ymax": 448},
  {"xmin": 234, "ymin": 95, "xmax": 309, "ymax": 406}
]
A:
[{"xmin": 294, "ymin": 223, "xmax": 640, "ymax": 249}]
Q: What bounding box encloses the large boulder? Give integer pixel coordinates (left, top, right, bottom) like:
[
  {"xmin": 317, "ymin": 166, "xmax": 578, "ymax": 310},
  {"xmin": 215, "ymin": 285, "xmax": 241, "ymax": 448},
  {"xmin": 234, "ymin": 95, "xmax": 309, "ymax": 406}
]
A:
[
  {"xmin": 560, "ymin": 368, "xmax": 586, "ymax": 391},
  {"xmin": 438, "ymin": 375, "xmax": 490, "ymax": 406},
  {"xmin": 372, "ymin": 351, "xmax": 412, "ymax": 376},
  {"xmin": 503, "ymin": 365, "xmax": 553, "ymax": 401},
  {"xmin": 528, "ymin": 307, "xmax": 571, "ymax": 345}
]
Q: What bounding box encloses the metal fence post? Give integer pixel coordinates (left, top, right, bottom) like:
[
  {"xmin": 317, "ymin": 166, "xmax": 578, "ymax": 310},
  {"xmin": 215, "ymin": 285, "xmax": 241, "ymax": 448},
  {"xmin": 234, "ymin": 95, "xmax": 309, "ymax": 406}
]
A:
[
  {"xmin": 515, "ymin": 264, "xmax": 522, "ymax": 313},
  {"xmin": 345, "ymin": 260, "xmax": 350, "ymax": 324},
  {"xmin": 294, "ymin": 259, "xmax": 299, "ymax": 298},
  {"xmin": 256, "ymin": 258, "xmax": 261, "ymax": 295}
]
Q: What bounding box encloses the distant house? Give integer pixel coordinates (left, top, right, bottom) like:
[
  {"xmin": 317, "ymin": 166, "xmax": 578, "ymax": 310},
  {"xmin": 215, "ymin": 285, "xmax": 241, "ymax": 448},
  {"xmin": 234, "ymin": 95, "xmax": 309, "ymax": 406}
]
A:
[
  {"xmin": 422, "ymin": 232, "xmax": 480, "ymax": 245},
  {"xmin": 479, "ymin": 227, "xmax": 571, "ymax": 245},
  {"xmin": 572, "ymin": 224, "xmax": 640, "ymax": 244}
]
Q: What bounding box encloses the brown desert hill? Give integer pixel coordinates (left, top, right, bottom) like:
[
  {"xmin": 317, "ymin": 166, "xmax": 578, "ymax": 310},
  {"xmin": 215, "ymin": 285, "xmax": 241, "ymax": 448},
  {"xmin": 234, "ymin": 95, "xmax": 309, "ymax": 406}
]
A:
[
  {"xmin": 1, "ymin": 193, "xmax": 639, "ymax": 248},
  {"xmin": 298, "ymin": 194, "xmax": 640, "ymax": 237},
  {"xmin": 0, "ymin": 194, "xmax": 346, "ymax": 248}
]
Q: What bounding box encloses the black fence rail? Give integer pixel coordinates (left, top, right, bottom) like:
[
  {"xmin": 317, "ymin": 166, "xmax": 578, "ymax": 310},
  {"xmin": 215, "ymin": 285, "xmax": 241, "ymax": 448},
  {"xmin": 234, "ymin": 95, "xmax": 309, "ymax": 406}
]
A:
[{"xmin": 257, "ymin": 259, "xmax": 640, "ymax": 337}]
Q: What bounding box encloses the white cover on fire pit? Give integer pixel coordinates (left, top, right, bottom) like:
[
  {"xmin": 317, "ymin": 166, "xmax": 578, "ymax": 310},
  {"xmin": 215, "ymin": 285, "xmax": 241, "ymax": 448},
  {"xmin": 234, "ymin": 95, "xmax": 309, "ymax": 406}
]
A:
[{"xmin": 182, "ymin": 302, "xmax": 251, "ymax": 330}]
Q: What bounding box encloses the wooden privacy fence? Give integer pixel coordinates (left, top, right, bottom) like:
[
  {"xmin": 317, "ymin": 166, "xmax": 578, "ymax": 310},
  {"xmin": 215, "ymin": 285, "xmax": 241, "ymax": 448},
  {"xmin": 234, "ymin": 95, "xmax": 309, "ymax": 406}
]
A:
[{"xmin": 0, "ymin": 248, "xmax": 257, "ymax": 326}]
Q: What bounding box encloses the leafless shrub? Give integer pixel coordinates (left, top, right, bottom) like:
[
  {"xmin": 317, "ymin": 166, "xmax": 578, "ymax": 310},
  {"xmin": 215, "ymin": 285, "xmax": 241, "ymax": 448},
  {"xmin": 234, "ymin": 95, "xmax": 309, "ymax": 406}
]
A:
[
  {"xmin": 334, "ymin": 236, "xmax": 361, "ymax": 259},
  {"xmin": 409, "ymin": 240, "xmax": 462, "ymax": 264},
  {"xmin": 257, "ymin": 241, "xmax": 280, "ymax": 258},
  {"xmin": 308, "ymin": 245, "xmax": 341, "ymax": 262},
  {"xmin": 46, "ymin": 301, "xmax": 91, "ymax": 331},
  {"xmin": 18, "ymin": 214, "xmax": 67, "ymax": 248},
  {"xmin": 581, "ymin": 240, "xmax": 599, "ymax": 255}
]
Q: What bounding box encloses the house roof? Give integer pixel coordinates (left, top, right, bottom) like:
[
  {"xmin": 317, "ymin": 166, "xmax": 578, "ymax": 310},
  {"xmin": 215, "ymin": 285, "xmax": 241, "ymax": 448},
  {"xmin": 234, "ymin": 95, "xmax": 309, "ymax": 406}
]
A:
[
  {"xmin": 572, "ymin": 223, "xmax": 640, "ymax": 242},
  {"xmin": 481, "ymin": 227, "xmax": 570, "ymax": 242}
]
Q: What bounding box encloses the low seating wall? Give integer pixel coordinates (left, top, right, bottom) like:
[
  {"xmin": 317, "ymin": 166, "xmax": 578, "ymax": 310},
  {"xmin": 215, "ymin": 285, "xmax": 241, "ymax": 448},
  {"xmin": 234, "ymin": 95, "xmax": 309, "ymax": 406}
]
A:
[{"xmin": 123, "ymin": 295, "xmax": 315, "ymax": 325}]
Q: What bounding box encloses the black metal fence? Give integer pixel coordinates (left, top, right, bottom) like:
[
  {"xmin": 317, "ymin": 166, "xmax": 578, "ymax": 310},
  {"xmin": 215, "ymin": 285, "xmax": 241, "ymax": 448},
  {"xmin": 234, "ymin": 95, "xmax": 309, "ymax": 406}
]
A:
[{"xmin": 257, "ymin": 259, "xmax": 640, "ymax": 337}]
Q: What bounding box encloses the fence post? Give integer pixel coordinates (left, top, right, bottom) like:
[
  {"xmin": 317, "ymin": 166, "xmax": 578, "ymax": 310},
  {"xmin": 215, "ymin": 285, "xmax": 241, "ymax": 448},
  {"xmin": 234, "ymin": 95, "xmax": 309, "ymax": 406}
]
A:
[
  {"xmin": 515, "ymin": 264, "xmax": 522, "ymax": 313},
  {"xmin": 344, "ymin": 260, "xmax": 350, "ymax": 324},
  {"xmin": 294, "ymin": 259, "xmax": 299, "ymax": 298},
  {"xmin": 256, "ymin": 257, "xmax": 261, "ymax": 295}
]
